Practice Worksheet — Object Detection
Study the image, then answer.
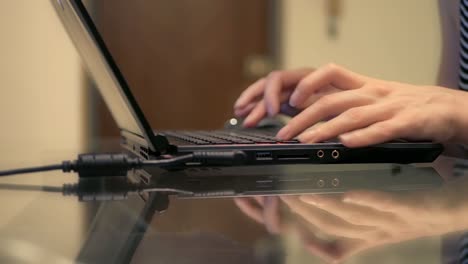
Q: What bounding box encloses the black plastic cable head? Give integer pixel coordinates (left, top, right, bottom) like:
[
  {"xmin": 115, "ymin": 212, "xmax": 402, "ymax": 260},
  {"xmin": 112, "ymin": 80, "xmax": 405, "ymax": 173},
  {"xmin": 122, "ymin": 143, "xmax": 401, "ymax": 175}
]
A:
[
  {"xmin": 191, "ymin": 151, "xmax": 247, "ymax": 166},
  {"xmin": 66, "ymin": 153, "xmax": 142, "ymax": 178}
]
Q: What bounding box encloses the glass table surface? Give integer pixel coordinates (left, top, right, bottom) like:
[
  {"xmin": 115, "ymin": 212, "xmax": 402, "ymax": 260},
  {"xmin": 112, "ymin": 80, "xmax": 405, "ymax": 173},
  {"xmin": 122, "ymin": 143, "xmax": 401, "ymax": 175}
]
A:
[{"xmin": 0, "ymin": 154, "xmax": 466, "ymax": 264}]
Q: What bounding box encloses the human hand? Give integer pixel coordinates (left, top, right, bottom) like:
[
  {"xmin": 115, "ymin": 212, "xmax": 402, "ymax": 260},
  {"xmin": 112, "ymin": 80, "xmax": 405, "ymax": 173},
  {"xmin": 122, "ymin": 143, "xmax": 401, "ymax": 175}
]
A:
[
  {"xmin": 233, "ymin": 68, "xmax": 340, "ymax": 128},
  {"xmin": 235, "ymin": 64, "xmax": 468, "ymax": 147}
]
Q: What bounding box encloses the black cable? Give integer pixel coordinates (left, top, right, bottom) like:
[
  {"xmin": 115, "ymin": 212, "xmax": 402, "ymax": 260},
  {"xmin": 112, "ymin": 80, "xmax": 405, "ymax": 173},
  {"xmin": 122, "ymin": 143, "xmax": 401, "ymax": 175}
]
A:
[
  {"xmin": 0, "ymin": 164, "xmax": 63, "ymax": 177},
  {"xmin": 0, "ymin": 151, "xmax": 247, "ymax": 178}
]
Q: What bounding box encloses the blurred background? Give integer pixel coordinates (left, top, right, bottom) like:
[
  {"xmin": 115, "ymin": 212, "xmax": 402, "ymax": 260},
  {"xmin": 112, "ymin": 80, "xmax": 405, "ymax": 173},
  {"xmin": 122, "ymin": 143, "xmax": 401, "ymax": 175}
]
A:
[
  {"xmin": 0, "ymin": 0, "xmax": 441, "ymax": 160},
  {"xmin": 0, "ymin": 0, "xmax": 442, "ymax": 262}
]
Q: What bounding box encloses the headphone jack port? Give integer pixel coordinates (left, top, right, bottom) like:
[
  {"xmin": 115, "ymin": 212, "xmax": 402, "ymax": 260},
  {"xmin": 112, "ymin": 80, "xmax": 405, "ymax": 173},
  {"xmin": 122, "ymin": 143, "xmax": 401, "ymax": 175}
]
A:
[
  {"xmin": 331, "ymin": 150, "xmax": 340, "ymax": 159},
  {"xmin": 331, "ymin": 178, "xmax": 340, "ymax": 187},
  {"xmin": 317, "ymin": 179, "xmax": 325, "ymax": 188},
  {"xmin": 317, "ymin": 150, "xmax": 325, "ymax": 158}
]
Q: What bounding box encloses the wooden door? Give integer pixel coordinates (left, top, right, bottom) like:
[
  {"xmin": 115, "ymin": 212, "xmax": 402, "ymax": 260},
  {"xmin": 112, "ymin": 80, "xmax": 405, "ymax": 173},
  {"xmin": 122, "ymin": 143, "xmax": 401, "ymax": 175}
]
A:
[{"xmin": 90, "ymin": 0, "xmax": 272, "ymax": 137}]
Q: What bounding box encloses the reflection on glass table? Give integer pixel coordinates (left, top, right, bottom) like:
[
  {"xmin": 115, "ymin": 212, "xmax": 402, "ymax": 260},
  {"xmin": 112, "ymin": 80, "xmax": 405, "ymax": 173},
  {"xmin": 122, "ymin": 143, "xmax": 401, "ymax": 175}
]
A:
[{"xmin": 1, "ymin": 161, "xmax": 467, "ymax": 263}]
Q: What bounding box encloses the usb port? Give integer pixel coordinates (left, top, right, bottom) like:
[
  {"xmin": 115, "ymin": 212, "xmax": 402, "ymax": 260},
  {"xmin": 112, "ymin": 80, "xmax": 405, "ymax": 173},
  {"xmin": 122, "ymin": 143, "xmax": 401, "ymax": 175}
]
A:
[{"xmin": 255, "ymin": 151, "xmax": 273, "ymax": 160}]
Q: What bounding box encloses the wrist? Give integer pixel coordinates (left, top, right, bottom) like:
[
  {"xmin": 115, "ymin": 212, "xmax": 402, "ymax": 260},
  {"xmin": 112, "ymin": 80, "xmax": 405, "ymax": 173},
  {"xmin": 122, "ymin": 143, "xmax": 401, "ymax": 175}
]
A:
[{"xmin": 451, "ymin": 91, "xmax": 468, "ymax": 144}]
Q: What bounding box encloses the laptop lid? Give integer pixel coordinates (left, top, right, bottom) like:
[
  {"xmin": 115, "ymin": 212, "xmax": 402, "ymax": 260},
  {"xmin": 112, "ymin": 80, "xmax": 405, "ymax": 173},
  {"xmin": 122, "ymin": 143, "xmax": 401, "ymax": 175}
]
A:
[{"xmin": 50, "ymin": 0, "xmax": 169, "ymax": 154}]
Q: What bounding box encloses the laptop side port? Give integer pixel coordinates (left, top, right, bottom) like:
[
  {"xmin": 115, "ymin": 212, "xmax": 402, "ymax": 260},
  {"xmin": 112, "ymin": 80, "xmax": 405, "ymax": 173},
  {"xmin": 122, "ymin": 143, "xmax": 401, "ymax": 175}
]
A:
[
  {"xmin": 255, "ymin": 151, "xmax": 273, "ymax": 161},
  {"xmin": 139, "ymin": 146, "xmax": 149, "ymax": 160},
  {"xmin": 317, "ymin": 150, "xmax": 325, "ymax": 158},
  {"xmin": 256, "ymin": 180, "xmax": 274, "ymax": 188},
  {"xmin": 331, "ymin": 178, "xmax": 340, "ymax": 187},
  {"xmin": 317, "ymin": 179, "xmax": 325, "ymax": 188},
  {"xmin": 332, "ymin": 150, "xmax": 340, "ymax": 159},
  {"xmin": 276, "ymin": 154, "xmax": 310, "ymax": 160}
]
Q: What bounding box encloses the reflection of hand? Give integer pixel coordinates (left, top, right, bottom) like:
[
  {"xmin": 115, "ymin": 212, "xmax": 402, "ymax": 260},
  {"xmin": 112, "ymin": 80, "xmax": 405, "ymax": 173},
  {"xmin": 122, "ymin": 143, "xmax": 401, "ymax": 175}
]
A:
[
  {"xmin": 281, "ymin": 188, "xmax": 468, "ymax": 263},
  {"xmin": 234, "ymin": 64, "xmax": 468, "ymax": 146},
  {"xmin": 233, "ymin": 197, "xmax": 283, "ymax": 234}
]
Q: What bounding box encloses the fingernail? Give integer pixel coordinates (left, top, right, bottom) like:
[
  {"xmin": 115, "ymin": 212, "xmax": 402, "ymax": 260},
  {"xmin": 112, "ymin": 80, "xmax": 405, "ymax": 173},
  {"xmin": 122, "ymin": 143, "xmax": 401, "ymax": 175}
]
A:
[
  {"xmin": 276, "ymin": 126, "xmax": 290, "ymax": 140},
  {"xmin": 339, "ymin": 133, "xmax": 352, "ymax": 143},
  {"xmin": 234, "ymin": 99, "xmax": 243, "ymax": 108},
  {"xmin": 289, "ymin": 92, "xmax": 300, "ymax": 107},
  {"xmin": 298, "ymin": 129, "xmax": 316, "ymax": 142},
  {"xmin": 266, "ymin": 104, "xmax": 276, "ymax": 117},
  {"xmin": 243, "ymin": 116, "xmax": 254, "ymax": 127}
]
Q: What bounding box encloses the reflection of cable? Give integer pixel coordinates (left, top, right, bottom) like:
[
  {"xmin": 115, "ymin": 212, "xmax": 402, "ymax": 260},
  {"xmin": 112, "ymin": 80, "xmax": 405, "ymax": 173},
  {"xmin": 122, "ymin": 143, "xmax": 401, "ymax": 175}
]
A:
[
  {"xmin": 0, "ymin": 152, "xmax": 247, "ymax": 178},
  {"xmin": 0, "ymin": 183, "xmax": 63, "ymax": 193},
  {"xmin": 62, "ymin": 182, "xmax": 194, "ymax": 201},
  {"xmin": 0, "ymin": 181, "xmax": 193, "ymax": 201}
]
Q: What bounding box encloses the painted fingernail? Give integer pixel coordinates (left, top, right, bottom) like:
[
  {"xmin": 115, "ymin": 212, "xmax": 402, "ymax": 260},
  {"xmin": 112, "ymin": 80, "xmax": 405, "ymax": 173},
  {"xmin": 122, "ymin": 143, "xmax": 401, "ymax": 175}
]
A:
[{"xmin": 276, "ymin": 126, "xmax": 290, "ymax": 140}]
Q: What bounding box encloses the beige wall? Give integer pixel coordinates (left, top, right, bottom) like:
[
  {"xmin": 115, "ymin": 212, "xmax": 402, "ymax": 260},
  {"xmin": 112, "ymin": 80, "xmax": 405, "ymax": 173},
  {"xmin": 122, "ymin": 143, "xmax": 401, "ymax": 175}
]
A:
[
  {"xmin": 0, "ymin": 0, "xmax": 86, "ymax": 261},
  {"xmin": 280, "ymin": 0, "xmax": 441, "ymax": 85},
  {"xmin": 0, "ymin": 0, "xmax": 85, "ymax": 165}
]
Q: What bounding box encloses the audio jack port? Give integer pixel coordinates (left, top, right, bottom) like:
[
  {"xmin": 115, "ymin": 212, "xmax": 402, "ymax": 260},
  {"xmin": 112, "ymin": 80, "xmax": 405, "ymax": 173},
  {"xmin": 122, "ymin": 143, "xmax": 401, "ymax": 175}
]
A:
[
  {"xmin": 331, "ymin": 150, "xmax": 340, "ymax": 159},
  {"xmin": 317, "ymin": 150, "xmax": 325, "ymax": 158},
  {"xmin": 331, "ymin": 178, "xmax": 340, "ymax": 187},
  {"xmin": 317, "ymin": 179, "xmax": 325, "ymax": 188}
]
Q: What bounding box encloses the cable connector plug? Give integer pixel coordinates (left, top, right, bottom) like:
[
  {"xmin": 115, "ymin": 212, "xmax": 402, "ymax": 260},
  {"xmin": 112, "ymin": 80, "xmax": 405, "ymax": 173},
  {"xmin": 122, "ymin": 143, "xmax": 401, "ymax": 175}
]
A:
[{"xmin": 63, "ymin": 153, "xmax": 142, "ymax": 178}]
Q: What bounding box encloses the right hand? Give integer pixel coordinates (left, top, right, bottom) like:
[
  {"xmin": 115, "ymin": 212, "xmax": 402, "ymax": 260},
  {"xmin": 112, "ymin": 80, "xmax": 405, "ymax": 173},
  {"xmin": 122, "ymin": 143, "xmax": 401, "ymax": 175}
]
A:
[{"xmin": 235, "ymin": 64, "xmax": 468, "ymax": 147}]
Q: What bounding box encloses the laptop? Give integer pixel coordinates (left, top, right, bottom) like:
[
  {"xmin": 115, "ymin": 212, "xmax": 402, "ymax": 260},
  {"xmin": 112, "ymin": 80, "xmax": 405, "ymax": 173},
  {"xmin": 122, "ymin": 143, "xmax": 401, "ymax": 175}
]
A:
[{"xmin": 50, "ymin": 0, "xmax": 443, "ymax": 166}]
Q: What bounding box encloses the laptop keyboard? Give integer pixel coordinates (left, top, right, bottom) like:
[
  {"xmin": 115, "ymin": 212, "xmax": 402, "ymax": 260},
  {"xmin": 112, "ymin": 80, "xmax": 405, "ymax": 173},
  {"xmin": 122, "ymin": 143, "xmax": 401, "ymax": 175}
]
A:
[{"xmin": 163, "ymin": 130, "xmax": 301, "ymax": 145}]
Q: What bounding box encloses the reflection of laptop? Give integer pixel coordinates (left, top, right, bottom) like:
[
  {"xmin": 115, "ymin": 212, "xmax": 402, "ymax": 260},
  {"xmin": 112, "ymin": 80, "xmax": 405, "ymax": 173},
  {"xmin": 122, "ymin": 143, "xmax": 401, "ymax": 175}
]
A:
[
  {"xmin": 51, "ymin": 0, "xmax": 443, "ymax": 166},
  {"xmin": 74, "ymin": 164, "xmax": 443, "ymax": 263}
]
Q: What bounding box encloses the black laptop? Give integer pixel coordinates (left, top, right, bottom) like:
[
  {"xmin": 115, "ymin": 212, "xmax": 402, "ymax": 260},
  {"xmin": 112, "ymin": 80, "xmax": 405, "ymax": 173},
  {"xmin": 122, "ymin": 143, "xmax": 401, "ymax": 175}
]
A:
[{"xmin": 51, "ymin": 0, "xmax": 443, "ymax": 166}]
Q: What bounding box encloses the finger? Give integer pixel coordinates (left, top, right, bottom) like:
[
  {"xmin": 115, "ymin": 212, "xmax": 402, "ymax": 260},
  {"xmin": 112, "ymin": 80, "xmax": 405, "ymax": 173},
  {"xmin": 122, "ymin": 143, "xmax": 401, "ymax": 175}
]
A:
[
  {"xmin": 263, "ymin": 68, "xmax": 314, "ymax": 116},
  {"xmin": 253, "ymin": 196, "xmax": 265, "ymax": 206},
  {"xmin": 236, "ymin": 88, "xmax": 295, "ymax": 118},
  {"xmin": 234, "ymin": 78, "xmax": 267, "ymax": 109},
  {"xmin": 299, "ymin": 195, "xmax": 404, "ymax": 233},
  {"xmin": 243, "ymin": 100, "xmax": 268, "ymax": 127},
  {"xmin": 339, "ymin": 118, "xmax": 409, "ymax": 147},
  {"xmin": 302, "ymin": 237, "xmax": 366, "ymax": 264},
  {"xmin": 289, "ymin": 64, "xmax": 366, "ymax": 108},
  {"xmin": 280, "ymin": 196, "xmax": 375, "ymax": 239},
  {"xmin": 234, "ymin": 102, "xmax": 258, "ymax": 117},
  {"xmin": 342, "ymin": 190, "xmax": 410, "ymax": 213},
  {"xmin": 263, "ymin": 196, "xmax": 282, "ymax": 234},
  {"xmin": 298, "ymin": 85, "xmax": 342, "ymax": 109},
  {"xmin": 294, "ymin": 223, "xmax": 366, "ymax": 264},
  {"xmin": 277, "ymin": 90, "xmax": 375, "ymax": 140},
  {"xmin": 234, "ymin": 198, "xmax": 265, "ymax": 224},
  {"xmin": 297, "ymin": 103, "xmax": 395, "ymax": 143}
]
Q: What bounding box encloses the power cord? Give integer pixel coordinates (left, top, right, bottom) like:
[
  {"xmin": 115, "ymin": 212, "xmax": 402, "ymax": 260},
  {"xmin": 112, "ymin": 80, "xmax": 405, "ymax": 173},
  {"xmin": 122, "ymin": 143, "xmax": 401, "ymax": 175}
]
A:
[{"xmin": 0, "ymin": 151, "xmax": 247, "ymax": 178}]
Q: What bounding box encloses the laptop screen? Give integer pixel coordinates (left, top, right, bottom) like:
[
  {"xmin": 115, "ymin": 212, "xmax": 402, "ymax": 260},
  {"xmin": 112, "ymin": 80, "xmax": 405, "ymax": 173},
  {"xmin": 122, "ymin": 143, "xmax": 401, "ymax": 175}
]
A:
[{"xmin": 51, "ymin": 0, "xmax": 160, "ymax": 151}]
